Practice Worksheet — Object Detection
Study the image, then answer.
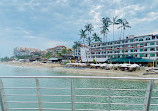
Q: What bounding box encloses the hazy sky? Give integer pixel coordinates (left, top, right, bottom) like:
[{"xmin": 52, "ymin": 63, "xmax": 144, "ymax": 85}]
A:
[{"xmin": 0, "ymin": 0, "xmax": 158, "ymax": 57}]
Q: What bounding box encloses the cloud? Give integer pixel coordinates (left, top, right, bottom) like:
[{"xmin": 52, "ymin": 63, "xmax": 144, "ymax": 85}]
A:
[
  {"xmin": 113, "ymin": 4, "xmax": 145, "ymax": 17},
  {"xmin": 0, "ymin": 0, "xmax": 158, "ymax": 57},
  {"xmin": 130, "ymin": 11, "xmax": 158, "ymax": 25}
]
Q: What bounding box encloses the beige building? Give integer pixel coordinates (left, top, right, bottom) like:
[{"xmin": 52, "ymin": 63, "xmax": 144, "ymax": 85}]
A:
[{"xmin": 47, "ymin": 46, "xmax": 66, "ymax": 56}]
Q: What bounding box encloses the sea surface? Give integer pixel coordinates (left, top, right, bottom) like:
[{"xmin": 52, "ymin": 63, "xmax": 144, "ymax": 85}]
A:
[{"xmin": 0, "ymin": 63, "xmax": 158, "ymax": 111}]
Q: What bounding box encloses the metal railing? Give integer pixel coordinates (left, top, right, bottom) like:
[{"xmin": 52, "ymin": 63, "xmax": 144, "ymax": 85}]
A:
[{"xmin": 0, "ymin": 76, "xmax": 157, "ymax": 111}]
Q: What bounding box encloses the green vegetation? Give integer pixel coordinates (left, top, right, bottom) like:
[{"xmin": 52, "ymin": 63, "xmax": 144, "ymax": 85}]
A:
[
  {"xmin": 16, "ymin": 55, "xmax": 33, "ymax": 59},
  {"xmin": 154, "ymin": 60, "xmax": 157, "ymax": 67},
  {"xmin": 72, "ymin": 41, "xmax": 81, "ymax": 49},
  {"xmin": 0, "ymin": 56, "xmax": 10, "ymax": 62},
  {"xmin": 73, "ymin": 16, "xmax": 131, "ymax": 50},
  {"xmin": 93, "ymin": 59, "xmax": 96, "ymax": 63}
]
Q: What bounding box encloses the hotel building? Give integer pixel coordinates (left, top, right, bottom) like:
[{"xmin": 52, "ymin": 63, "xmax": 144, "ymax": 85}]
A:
[
  {"xmin": 47, "ymin": 46, "xmax": 66, "ymax": 56},
  {"xmin": 86, "ymin": 34, "xmax": 158, "ymax": 61}
]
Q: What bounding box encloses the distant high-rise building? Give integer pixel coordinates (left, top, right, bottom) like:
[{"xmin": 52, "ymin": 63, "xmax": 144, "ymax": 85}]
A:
[{"xmin": 14, "ymin": 47, "xmax": 42, "ymax": 56}]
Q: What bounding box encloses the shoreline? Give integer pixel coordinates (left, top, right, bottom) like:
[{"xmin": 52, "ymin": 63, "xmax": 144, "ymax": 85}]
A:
[{"xmin": 1, "ymin": 61, "xmax": 158, "ymax": 78}]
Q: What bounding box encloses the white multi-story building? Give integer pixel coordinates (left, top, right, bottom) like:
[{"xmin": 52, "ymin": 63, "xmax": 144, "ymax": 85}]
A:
[
  {"xmin": 73, "ymin": 47, "xmax": 81, "ymax": 58},
  {"xmin": 86, "ymin": 34, "xmax": 158, "ymax": 61}
]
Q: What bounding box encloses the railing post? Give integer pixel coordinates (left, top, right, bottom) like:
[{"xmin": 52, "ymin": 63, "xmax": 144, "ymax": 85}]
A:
[
  {"xmin": 0, "ymin": 79, "xmax": 8, "ymax": 111},
  {"xmin": 36, "ymin": 78, "xmax": 42, "ymax": 111},
  {"xmin": 143, "ymin": 80, "xmax": 153, "ymax": 111},
  {"xmin": 71, "ymin": 79, "xmax": 75, "ymax": 111}
]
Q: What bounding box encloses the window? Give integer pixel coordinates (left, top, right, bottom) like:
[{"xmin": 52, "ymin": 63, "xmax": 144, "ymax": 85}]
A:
[
  {"xmin": 131, "ymin": 44, "xmax": 134, "ymax": 46},
  {"xmin": 139, "ymin": 39, "xmax": 143, "ymax": 41},
  {"xmin": 136, "ymin": 39, "xmax": 138, "ymax": 41},
  {"xmin": 145, "ymin": 43, "xmax": 148, "ymax": 46},
  {"xmin": 150, "ymin": 42, "xmax": 155, "ymax": 45},
  {"xmin": 150, "ymin": 53, "xmax": 155, "ymax": 57},
  {"xmin": 152, "ymin": 36, "xmax": 155, "ymax": 40},
  {"xmin": 130, "ymin": 39, "xmax": 133, "ymax": 42},
  {"xmin": 131, "ymin": 50, "xmax": 133, "ymax": 52},
  {"xmin": 140, "ymin": 49, "xmax": 143, "ymax": 52},
  {"xmin": 144, "ymin": 49, "xmax": 147, "ymax": 51},
  {"xmin": 114, "ymin": 55, "xmax": 118, "ymax": 58},
  {"xmin": 146, "ymin": 38, "xmax": 150, "ymax": 40},
  {"xmin": 144, "ymin": 54, "xmax": 147, "ymax": 57},
  {"xmin": 140, "ymin": 54, "xmax": 144, "ymax": 57},
  {"xmin": 140, "ymin": 43, "xmax": 144, "ymax": 46},
  {"xmin": 150, "ymin": 48, "xmax": 155, "ymax": 51}
]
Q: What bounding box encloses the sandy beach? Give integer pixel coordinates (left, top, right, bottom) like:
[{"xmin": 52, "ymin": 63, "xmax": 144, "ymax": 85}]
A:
[
  {"xmin": 2, "ymin": 62, "xmax": 158, "ymax": 78},
  {"xmin": 1, "ymin": 61, "xmax": 158, "ymax": 78}
]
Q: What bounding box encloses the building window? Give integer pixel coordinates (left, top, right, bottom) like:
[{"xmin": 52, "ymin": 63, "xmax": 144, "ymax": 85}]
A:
[
  {"xmin": 150, "ymin": 53, "xmax": 155, "ymax": 57},
  {"xmin": 140, "ymin": 54, "xmax": 144, "ymax": 57},
  {"xmin": 135, "ymin": 39, "xmax": 138, "ymax": 41},
  {"xmin": 140, "ymin": 49, "xmax": 143, "ymax": 52},
  {"xmin": 144, "ymin": 49, "xmax": 147, "ymax": 51},
  {"xmin": 146, "ymin": 38, "xmax": 150, "ymax": 40},
  {"xmin": 139, "ymin": 39, "xmax": 143, "ymax": 41},
  {"xmin": 150, "ymin": 42, "xmax": 155, "ymax": 45},
  {"xmin": 150, "ymin": 48, "xmax": 155, "ymax": 51},
  {"xmin": 140, "ymin": 43, "xmax": 144, "ymax": 46},
  {"xmin": 152, "ymin": 36, "xmax": 155, "ymax": 40},
  {"xmin": 130, "ymin": 39, "xmax": 133, "ymax": 42},
  {"xmin": 134, "ymin": 50, "xmax": 137, "ymax": 52},
  {"xmin": 144, "ymin": 54, "xmax": 147, "ymax": 57},
  {"xmin": 144, "ymin": 43, "xmax": 148, "ymax": 46},
  {"xmin": 131, "ymin": 50, "xmax": 133, "ymax": 52},
  {"xmin": 131, "ymin": 44, "xmax": 134, "ymax": 46}
]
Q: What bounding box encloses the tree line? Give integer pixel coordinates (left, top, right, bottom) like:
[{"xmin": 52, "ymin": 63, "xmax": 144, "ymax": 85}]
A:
[{"xmin": 73, "ymin": 16, "xmax": 131, "ymax": 48}]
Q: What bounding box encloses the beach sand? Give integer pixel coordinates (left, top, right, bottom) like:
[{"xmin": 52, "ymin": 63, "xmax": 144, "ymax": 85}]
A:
[{"xmin": 1, "ymin": 61, "xmax": 158, "ymax": 78}]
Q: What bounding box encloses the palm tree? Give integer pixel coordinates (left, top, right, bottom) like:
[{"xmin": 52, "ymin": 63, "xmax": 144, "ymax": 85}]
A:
[
  {"xmin": 100, "ymin": 17, "xmax": 111, "ymax": 42},
  {"xmin": 86, "ymin": 37, "xmax": 93, "ymax": 46},
  {"xmin": 85, "ymin": 24, "xmax": 93, "ymax": 46},
  {"xmin": 111, "ymin": 16, "xmax": 120, "ymax": 41},
  {"xmin": 118, "ymin": 19, "xmax": 131, "ymax": 40},
  {"xmin": 84, "ymin": 23, "xmax": 93, "ymax": 35},
  {"xmin": 100, "ymin": 24, "xmax": 109, "ymax": 42},
  {"xmin": 118, "ymin": 19, "xmax": 131, "ymax": 57},
  {"xmin": 79, "ymin": 29, "xmax": 87, "ymax": 45},
  {"xmin": 116, "ymin": 18, "xmax": 124, "ymax": 39},
  {"xmin": 92, "ymin": 33, "xmax": 102, "ymax": 42},
  {"xmin": 72, "ymin": 41, "xmax": 81, "ymax": 49}
]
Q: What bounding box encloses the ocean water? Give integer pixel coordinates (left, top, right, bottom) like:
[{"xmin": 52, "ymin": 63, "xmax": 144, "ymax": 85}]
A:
[{"xmin": 0, "ymin": 63, "xmax": 157, "ymax": 111}]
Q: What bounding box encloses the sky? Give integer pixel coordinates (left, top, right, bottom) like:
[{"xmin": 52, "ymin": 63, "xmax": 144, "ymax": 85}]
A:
[{"xmin": 0, "ymin": 0, "xmax": 158, "ymax": 57}]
